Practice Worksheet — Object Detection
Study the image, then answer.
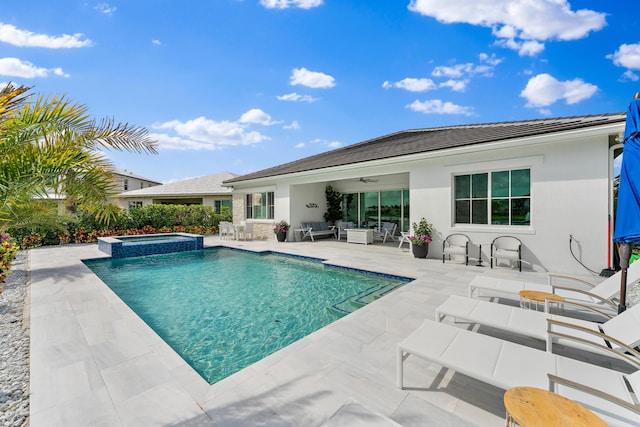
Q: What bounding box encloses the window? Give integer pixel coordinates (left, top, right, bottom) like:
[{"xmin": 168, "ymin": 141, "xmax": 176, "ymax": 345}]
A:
[
  {"xmin": 245, "ymin": 192, "xmax": 274, "ymax": 219},
  {"xmin": 454, "ymin": 168, "xmax": 530, "ymax": 226},
  {"xmin": 128, "ymin": 201, "xmax": 142, "ymax": 210},
  {"xmin": 215, "ymin": 199, "xmax": 232, "ymax": 214},
  {"xmin": 123, "ymin": 178, "xmax": 129, "ymax": 191}
]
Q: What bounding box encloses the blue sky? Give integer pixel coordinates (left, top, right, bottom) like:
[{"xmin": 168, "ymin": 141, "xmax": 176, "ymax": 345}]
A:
[{"xmin": 2, "ymin": 1, "xmax": 639, "ymax": 183}]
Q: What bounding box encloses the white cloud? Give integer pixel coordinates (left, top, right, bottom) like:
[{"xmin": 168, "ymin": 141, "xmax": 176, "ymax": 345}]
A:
[
  {"xmin": 0, "ymin": 57, "xmax": 69, "ymax": 78},
  {"xmin": 621, "ymin": 70, "xmax": 640, "ymax": 82},
  {"xmin": 432, "ymin": 62, "xmax": 494, "ymax": 78},
  {"xmin": 290, "ymin": 67, "xmax": 335, "ymax": 89},
  {"xmin": 0, "ymin": 23, "xmax": 92, "ymax": 48},
  {"xmin": 152, "ymin": 39, "xmax": 162, "ymax": 46},
  {"xmin": 295, "ymin": 142, "xmax": 305, "ymax": 148},
  {"xmin": 95, "ymin": 3, "xmax": 117, "ymax": 16},
  {"xmin": 239, "ymin": 108, "xmax": 278, "ymax": 125},
  {"xmin": 478, "ymin": 52, "xmax": 502, "ymax": 66},
  {"xmin": 407, "ymin": 99, "xmax": 474, "ymax": 115},
  {"xmin": 520, "ymin": 73, "xmax": 597, "ymax": 107},
  {"xmin": 151, "ymin": 115, "xmax": 270, "ymax": 150},
  {"xmin": 408, "ymin": 0, "xmax": 606, "ymax": 56},
  {"xmin": 308, "ymin": 138, "xmax": 342, "ymax": 149},
  {"xmin": 260, "ymin": 0, "xmax": 322, "ymax": 9},
  {"xmin": 608, "ymin": 43, "xmax": 640, "ymax": 70},
  {"xmin": 277, "ymin": 92, "xmax": 318, "ymax": 102},
  {"xmin": 284, "ymin": 120, "xmax": 300, "ymax": 130},
  {"xmin": 439, "ymin": 79, "xmax": 468, "ymax": 92},
  {"xmin": 382, "ymin": 77, "xmax": 437, "ymax": 92}
]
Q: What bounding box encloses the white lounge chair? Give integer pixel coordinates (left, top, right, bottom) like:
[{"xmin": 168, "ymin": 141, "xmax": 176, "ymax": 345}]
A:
[
  {"xmin": 397, "ymin": 319, "xmax": 640, "ymax": 426},
  {"xmin": 436, "ymin": 294, "xmax": 640, "ymax": 362},
  {"xmin": 468, "ymin": 261, "xmax": 640, "ymax": 313}
]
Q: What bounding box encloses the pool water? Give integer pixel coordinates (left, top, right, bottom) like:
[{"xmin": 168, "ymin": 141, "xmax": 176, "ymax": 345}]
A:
[{"xmin": 85, "ymin": 248, "xmax": 410, "ymax": 384}]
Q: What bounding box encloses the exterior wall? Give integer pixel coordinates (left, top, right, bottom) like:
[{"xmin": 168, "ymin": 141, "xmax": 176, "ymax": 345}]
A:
[
  {"xmin": 408, "ymin": 135, "xmax": 610, "ymax": 274},
  {"xmin": 232, "ymin": 193, "xmax": 245, "ymax": 224},
  {"xmin": 114, "ymin": 174, "xmax": 160, "ymax": 192}
]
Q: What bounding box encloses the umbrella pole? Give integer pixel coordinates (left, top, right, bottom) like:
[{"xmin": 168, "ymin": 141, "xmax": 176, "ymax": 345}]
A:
[{"xmin": 619, "ymin": 243, "xmax": 630, "ymax": 313}]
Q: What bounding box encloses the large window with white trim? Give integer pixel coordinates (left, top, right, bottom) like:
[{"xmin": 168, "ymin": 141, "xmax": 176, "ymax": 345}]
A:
[
  {"xmin": 454, "ymin": 168, "xmax": 530, "ymax": 226},
  {"xmin": 245, "ymin": 192, "xmax": 274, "ymax": 219}
]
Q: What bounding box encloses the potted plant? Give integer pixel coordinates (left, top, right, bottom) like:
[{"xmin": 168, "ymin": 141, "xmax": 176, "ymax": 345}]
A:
[
  {"xmin": 408, "ymin": 218, "xmax": 433, "ymax": 258},
  {"xmin": 274, "ymin": 220, "xmax": 290, "ymax": 242}
]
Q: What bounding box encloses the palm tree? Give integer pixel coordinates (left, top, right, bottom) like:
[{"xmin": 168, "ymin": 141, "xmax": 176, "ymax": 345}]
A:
[{"xmin": 0, "ymin": 83, "xmax": 158, "ymax": 232}]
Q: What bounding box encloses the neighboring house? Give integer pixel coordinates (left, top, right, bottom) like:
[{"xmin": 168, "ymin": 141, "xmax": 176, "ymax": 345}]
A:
[
  {"xmin": 115, "ymin": 172, "xmax": 238, "ymax": 213},
  {"xmin": 223, "ymin": 113, "xmax": 626, "ymax": 275},
  {"xmin": 42, "ymin": 167, "xmax": 161, "ymax": 214},
  {"xmin": 112, "ymin": 168, "xmax": 162, "ymax": 193}
]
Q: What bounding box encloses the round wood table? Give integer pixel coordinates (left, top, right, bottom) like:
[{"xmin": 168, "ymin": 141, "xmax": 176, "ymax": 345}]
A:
[
  {"xmin": 519, "ymin": 290, "xmax": 564, "ymax": 312},
  {"xmin": 504, "ymin": 387, "xmax": 607, "ymax": 427}
]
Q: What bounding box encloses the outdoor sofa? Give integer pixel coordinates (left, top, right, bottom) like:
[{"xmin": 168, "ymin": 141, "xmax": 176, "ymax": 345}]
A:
[{"xmin": 299, "ymin": 221, "xmax": 337, "ymax": 242}]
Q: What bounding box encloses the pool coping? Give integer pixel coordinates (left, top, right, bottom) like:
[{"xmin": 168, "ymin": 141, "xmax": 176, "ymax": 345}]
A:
[{"xmin": 28, "ymin": 237, "xmax": 561, "ymax": 426}]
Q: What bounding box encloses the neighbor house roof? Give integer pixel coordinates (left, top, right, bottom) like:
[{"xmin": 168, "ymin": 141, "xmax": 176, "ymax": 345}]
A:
[
  {"xmin": 224, "ymin": 113, "xmax": 625, "ymax": 184},
  {"xmin": 112, "ymin": 167, "xmax": 162, "ymax": 185},
  {"xmin": 118, "ymin": 172, "xmax": 238, "ymax": 198}
]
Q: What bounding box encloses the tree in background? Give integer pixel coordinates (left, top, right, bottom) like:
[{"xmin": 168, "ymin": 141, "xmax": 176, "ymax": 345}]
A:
[{"xmin": 0, "ymin": 83, "xmax": 158, "ymax": 233}]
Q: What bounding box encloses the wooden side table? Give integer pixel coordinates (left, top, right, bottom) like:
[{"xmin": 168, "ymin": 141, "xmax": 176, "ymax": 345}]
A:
[
  {"xmin": 504, "ymin": 387, "xmax": 607, "ymax": 427},
  {"xmin": 519, "ymin": 290, "xmax": 564, "ymax": 312}
]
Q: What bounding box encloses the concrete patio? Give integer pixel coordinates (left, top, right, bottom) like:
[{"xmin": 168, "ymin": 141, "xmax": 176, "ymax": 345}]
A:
[{"xmin": 28, "ymin": 236, "xmax": 619, "ymax": 426}]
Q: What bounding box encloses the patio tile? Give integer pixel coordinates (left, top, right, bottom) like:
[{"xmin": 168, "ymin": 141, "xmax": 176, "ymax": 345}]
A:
[{"xmin": 30, "ymin": 238, "xmax": 575, "ymax": 426}]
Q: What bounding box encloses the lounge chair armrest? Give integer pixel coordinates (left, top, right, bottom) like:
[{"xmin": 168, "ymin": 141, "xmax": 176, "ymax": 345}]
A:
[
  {"xmin": 547, "ymin": 319, "xmax": 640, "ymax": 369},
  {"xmin": 549, "ymin": 285, "xmax": 618, "ymax": 309},
  {"xmin": 548, "ymin": 374, "xmax": 640, "ymax": 414},
  {"xmin": 548, "ymin": 273, "xmax": 596, "ymax": 289},
  {"xmin": 548, "ymin": 299, "xmax": 614, "ymax": 320}
]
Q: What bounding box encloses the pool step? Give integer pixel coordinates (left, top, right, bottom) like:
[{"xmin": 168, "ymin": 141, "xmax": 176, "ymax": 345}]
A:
[{"xmin": 328, "ymin": 282, "xmax": 407, "ymax": 317}]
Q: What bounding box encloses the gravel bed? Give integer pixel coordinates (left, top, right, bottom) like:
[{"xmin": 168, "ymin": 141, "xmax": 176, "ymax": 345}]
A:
[{"xmin": 0, "ymin": 250, "xmax": 29, "ymax": 427}]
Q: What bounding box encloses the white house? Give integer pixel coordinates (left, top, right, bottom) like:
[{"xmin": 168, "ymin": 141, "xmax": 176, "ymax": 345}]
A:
[
  {"xmin": 112, "ymin": 167, "xmax": 162, "ymax": 193},
  {"xmin": 116, "ymin": 172, "xmax": 237, "ymax": 213},
  {"xmin": 223, "ymin": 113, "xmax": 626, "ymax": 275}
]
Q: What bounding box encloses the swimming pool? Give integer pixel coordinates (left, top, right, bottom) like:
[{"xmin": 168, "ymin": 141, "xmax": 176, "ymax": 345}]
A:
[{"xmin": 85, "ymin": 248, "xmax": 411, "ymax": 384}]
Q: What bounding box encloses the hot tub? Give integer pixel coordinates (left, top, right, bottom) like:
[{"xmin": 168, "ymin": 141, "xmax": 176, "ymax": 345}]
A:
[{"xmin": 98, "ymin": 233, "xmax": 204, "ymax": 258}]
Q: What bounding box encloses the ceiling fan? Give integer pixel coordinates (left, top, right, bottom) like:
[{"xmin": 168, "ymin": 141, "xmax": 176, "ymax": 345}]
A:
[{"xmin": 359, "ymin": 177, "xmax": 379, "ymax": 183}]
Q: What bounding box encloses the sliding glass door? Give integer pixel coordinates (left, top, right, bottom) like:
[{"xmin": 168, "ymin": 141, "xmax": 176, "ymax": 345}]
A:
[{"xmin": 341, "ymin": 189, "xmax": 409, "ymax": 232}]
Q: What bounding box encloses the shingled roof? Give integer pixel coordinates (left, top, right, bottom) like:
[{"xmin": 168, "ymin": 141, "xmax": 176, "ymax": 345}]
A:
[
  {"xmin": 224, "ymin": 113, "xmax": 625, "ymax": 184},
  {"xmin": 118, "ymin": 172, "xmax": 238, "ymax": 197}
]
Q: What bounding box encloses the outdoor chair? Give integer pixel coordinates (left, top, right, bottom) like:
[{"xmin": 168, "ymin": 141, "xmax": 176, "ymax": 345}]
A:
[
  {"xmin": 337, "ymin": 221, "xmax": 355, "ymax": 240},
  {"xmin": 373, "ymin": 222, "xmax": 397, "ymax": 244},
  {"xmin": 468, "ymin": 260, "xmax": 640, "ymax": 314},
  {"xmin": 490, "ymin": 235, "xmax": 522, "ymax": 271},
  {"xmin": 397, "ymin": 232, "xmax": 410, "ymax": 249},
  {"xmin": 219, "ymin": 221, "xmax": 233, "ymax": 240},
  {"xmin": 239, "ymin": 221, "xmax": 253, "ymax": 240},
  {"xmin": 436, "ymin": 294, "xmax": 640, "ymax": 361},
  {"xmin": 442, "ymin": 233, "xmax": 470, "ymax": 265},
  {"xmin": 397, "ymin": 319, "xmax": 640, "ymax": 426}
]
